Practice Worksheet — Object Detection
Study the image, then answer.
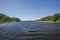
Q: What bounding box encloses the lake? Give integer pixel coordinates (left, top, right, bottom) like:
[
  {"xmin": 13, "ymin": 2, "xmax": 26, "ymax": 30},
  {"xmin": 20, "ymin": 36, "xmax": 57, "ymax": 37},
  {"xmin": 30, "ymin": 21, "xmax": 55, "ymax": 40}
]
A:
[{"xmin": 0, "ymin": 22, "xmax": 60, "ymax": 40}]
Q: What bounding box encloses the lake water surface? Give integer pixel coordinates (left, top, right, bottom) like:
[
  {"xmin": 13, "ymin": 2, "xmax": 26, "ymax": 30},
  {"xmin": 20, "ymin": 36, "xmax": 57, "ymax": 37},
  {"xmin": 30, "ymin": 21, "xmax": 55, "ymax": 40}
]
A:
[{"xmin": 0, "ymin": 22, "xmax": 60, "ymax": 40}]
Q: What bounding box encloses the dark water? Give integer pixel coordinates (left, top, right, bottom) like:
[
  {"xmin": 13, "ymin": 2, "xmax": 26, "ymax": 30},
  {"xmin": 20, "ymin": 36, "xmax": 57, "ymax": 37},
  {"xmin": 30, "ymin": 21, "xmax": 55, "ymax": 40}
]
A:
[{"xmin": 0, "ymin": 22, "xmax": 60, "ymax": 40}]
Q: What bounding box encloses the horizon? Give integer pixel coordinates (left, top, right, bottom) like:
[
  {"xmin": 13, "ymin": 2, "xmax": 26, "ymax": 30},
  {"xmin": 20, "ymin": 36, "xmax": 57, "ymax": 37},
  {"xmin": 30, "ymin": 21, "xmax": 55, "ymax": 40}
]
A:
[{"xmin": 0, "ymin": 0, "xmax": 60, "ymax": 20}]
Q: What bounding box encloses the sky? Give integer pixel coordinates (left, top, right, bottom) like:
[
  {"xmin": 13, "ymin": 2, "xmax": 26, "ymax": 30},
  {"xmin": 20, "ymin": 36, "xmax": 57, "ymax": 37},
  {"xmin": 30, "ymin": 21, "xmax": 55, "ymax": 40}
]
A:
[{"xmin": 0, "ymin": 0, "xmax": 60, "ymax": 20}]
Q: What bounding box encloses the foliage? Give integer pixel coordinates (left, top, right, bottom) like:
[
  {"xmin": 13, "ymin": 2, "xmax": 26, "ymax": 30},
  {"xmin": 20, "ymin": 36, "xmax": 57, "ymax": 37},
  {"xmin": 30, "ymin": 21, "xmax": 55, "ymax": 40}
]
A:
[
  {"xmin": 36, "ymin": 13, "xmax": 60, "ymax": 22},
  {"xmin": 0, "ymin": 13, "xmax": 21, "ymax": 23},
  {"xmin": 53, "ymin": 13, "xmax": 60, "ymax": 22}
]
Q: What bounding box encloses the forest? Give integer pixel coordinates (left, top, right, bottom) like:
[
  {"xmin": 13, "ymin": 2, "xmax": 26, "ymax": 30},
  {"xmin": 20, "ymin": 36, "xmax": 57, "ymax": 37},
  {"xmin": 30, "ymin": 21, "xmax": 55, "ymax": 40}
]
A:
[
  {"xmin": 0, "ymin": 13, "xmax": 20, "ymax": 23},
  {"xmin": 36, "ymin": 13, "xmax": 60, "ymax": 22},
  {"xmin": 0, "ymin": 13, "xmax": 60, "ymax": 23}
]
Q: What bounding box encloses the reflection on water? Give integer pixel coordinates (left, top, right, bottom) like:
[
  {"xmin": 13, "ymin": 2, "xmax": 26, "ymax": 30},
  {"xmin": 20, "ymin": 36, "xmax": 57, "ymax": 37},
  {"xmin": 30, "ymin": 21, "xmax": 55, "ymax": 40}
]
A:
[{"xmin": 0, "ymin": 22, "xmax": 60, "ymax": 40}]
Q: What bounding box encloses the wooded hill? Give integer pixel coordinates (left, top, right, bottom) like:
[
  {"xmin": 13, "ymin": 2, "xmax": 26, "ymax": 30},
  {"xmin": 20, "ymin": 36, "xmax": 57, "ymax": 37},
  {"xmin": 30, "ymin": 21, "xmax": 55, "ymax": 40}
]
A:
[
  {"xmin": 0, "ymin": 13, "xmax": 20, "ymax": 23},
  {"xmin": 36, "ymin": 13, "xmax": 60, "ymax": 22}
]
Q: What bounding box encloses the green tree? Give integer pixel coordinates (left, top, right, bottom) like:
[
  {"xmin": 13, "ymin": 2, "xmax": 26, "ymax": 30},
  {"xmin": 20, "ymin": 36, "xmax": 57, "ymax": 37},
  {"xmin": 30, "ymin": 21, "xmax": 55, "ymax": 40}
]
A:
[
  {"xmin": 35, "ymin": 13, "xmax": 60, "ymax": 22},
  {"xmin": 0, "ymin": 13, "xmax": 21, "ymax": 23},
  {"xmin": 53, "ymin": 13, "xmax": 60, "ymax": 22}
]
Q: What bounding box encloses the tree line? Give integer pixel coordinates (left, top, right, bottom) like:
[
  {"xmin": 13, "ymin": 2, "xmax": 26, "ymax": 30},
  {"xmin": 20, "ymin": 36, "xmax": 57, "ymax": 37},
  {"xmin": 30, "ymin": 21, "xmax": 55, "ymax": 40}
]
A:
[
  {"xmin": 36, "ymin": 13, "xmax": 60, "ymax": 22},
  {"xmin": 0, "ymin": 13, "xmax": 21, "ymax": 23}
]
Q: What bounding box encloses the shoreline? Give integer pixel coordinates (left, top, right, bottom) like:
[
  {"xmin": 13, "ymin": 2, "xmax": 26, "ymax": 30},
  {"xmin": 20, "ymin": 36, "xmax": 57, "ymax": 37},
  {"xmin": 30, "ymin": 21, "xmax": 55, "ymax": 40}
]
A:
[
  {"xmin": 0, "ymin": 21, "xmax": 60, "ymax": 24},
  {"xmin": 34, "ymin": 21, "xmax": 60, "ymax": 23}
]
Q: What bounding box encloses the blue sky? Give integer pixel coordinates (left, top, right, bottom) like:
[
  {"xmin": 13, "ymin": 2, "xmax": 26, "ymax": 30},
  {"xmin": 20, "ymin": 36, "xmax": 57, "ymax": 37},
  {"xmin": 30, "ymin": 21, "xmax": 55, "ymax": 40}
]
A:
[{"xmin": 0, "ymin": 0, "xmax": 60, "ymax": 20}]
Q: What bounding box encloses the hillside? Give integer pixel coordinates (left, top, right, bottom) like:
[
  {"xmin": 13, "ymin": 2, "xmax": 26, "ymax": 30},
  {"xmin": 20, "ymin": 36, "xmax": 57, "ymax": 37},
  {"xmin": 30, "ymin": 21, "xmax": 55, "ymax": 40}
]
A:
[
  {"xmin": 0, "ymin": 13, "xmax": 21, "ymax": 23},
  {"xmin": 36, "ymin": 13, "xmax": 60, "ymax": 23}
]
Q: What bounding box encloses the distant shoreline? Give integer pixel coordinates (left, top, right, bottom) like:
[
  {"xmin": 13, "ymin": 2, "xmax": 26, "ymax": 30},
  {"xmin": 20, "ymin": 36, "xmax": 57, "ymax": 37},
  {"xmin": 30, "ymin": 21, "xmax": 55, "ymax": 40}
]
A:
[
  {"xmin": 34, "ymin": 21, "xmax": 60, "ymax": 23},
  {"xmin": 0, "ymin": 21, "xmax": 60, "ymax": 24}
]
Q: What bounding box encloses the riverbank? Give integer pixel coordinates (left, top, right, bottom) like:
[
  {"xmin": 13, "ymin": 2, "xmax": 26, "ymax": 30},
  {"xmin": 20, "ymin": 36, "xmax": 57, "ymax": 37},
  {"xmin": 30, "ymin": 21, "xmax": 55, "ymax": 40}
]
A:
[{"xmin": 34, "ymin": 21, "xmax": 60, "ymax": 23}]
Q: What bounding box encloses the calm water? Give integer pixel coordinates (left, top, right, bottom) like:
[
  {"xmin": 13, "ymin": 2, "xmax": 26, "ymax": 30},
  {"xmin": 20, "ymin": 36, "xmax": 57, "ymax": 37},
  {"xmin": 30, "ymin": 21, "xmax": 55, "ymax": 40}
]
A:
[{"xmin": 0, "ymin": 22, "xmax": 60, "ymax": 40}]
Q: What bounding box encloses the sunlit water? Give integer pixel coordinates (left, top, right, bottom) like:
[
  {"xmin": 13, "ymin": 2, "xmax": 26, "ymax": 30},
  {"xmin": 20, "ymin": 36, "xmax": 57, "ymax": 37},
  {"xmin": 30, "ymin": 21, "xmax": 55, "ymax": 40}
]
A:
[{"xmin": 0, "ymin": 22, "xmax": 60, "ymax": 40}]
